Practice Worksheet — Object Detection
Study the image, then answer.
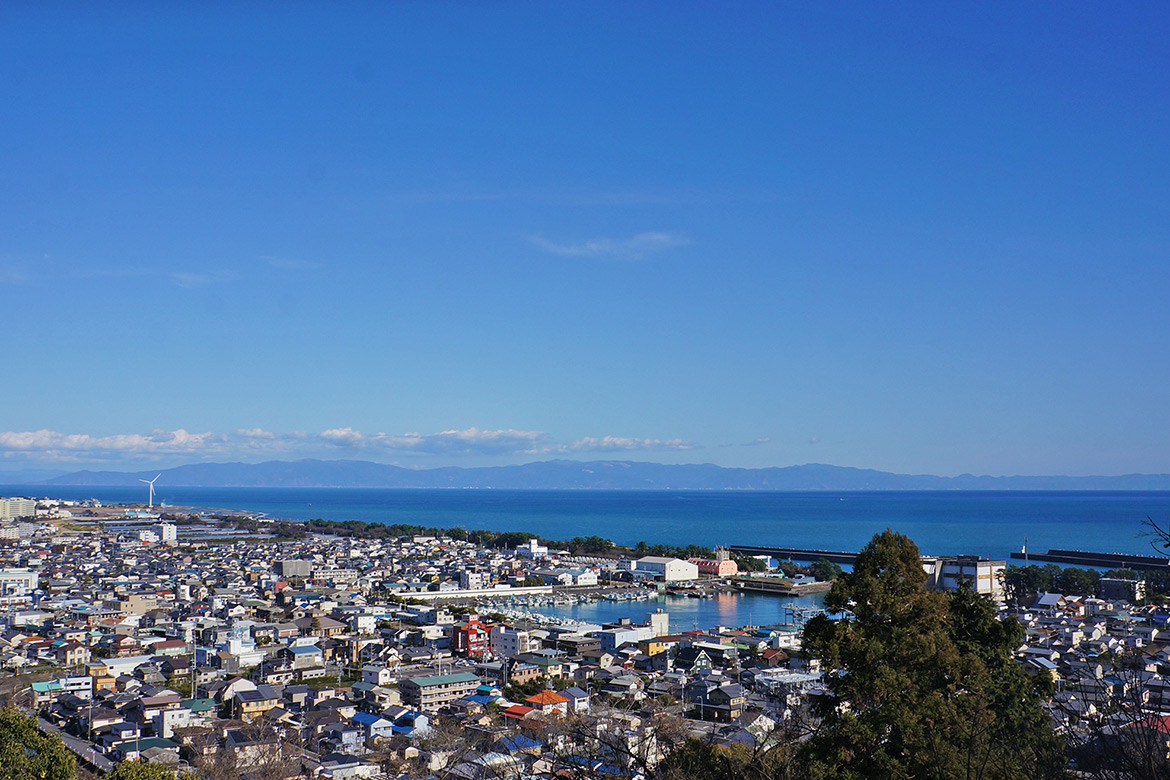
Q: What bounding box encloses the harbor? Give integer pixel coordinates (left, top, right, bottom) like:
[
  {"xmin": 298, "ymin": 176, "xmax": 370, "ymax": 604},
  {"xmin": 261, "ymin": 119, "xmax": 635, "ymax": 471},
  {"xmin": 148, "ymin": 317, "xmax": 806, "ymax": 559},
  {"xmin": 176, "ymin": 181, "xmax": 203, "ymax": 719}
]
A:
[{"xmin": 475, "ymin": 585, "xmax": 828, "ymax": 631}]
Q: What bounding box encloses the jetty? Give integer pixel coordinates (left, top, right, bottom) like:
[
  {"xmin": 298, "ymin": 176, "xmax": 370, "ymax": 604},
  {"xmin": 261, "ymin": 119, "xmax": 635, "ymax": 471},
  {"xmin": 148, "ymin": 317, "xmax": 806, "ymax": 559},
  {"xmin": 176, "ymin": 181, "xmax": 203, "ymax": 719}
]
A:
[
  {"xmin": 732, "ymin": 576, "xmax": 833, "ymax": 596},
  {"xmin": 1009, "ymin": 548, "xmax": 1170, "ymax": 571},
  {"xmin": 727, "ymin": 545, "xmax": 859, "ymax": 565}
]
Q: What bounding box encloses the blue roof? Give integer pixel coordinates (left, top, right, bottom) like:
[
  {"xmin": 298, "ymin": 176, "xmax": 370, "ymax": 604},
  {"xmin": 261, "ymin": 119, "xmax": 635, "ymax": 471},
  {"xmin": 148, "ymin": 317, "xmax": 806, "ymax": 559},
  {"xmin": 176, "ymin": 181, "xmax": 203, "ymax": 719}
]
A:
[
  {"xmin": 351, "ymin": 712, "xmax": 388, "ymax": 725},
  {"xmin": 498, "ymin": 734, "xmax": 541, "ymax": 751}
]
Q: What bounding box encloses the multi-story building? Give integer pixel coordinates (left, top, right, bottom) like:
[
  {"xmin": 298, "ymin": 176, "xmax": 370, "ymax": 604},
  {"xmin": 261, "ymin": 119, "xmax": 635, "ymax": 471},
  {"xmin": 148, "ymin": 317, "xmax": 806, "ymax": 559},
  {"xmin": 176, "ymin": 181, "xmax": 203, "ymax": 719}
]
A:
[
  {"xmin": 0, "ymin": 498, "xmax": 36, "ymax": 520},
  {"xmin": 1099, "ymin": 577, "xmax": 1146, "ymax": 602},
  {"xmin": 489, "ymin": 625, "xmax": 542, "ymax": 659},
  {"xmin": 451, "ymin": 617, "xmax": 489, "ymax": 658},
  {"xmin": 516, "ymin": 538, "xmax": 548, "ymax": 560},
  {"xmin": 921, "ymin": 555, "xmax": 1006, "ymax": 598},
  {"xmin": 279, "ymin": 559, "xmax": 312, "ymax": 578},
  {"xmin": 0, "ymin": 568, "xmax": 38, "ymax": 605},
  {"xmin": 400, "ymin": 672, "xmax": 481, "ymax": 711},
  {"xmin": 459, "ymin": 570, "xmax": 492, "ymax": 590}
]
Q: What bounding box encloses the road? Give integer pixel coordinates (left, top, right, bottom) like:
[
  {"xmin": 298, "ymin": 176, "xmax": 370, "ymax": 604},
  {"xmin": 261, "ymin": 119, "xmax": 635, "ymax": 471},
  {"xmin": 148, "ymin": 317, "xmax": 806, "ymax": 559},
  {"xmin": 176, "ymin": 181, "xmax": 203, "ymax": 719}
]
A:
[{"xmin": 38, "ymin": 717, "xmax": 115, "ymax": 772}]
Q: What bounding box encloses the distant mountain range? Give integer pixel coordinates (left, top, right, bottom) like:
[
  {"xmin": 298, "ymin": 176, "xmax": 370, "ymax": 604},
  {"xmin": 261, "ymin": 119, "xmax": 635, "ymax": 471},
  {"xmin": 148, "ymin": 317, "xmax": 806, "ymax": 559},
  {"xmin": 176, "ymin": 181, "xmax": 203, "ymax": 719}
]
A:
[
  {"xmin": 29, "ymin": 459, "xmax": 1170, "ymax": 491},
  {"xmin": 0, "ymin": 469, "xmax": 70, "ymax": 484}
]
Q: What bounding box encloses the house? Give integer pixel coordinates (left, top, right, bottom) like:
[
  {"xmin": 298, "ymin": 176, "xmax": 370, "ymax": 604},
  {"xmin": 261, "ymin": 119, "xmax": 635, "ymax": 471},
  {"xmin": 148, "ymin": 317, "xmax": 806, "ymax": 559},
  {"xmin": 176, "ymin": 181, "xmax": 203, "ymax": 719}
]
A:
[
  {"xmin": 55, "ymin": 641, "xmax": 90, "ymax": 667},
  {"xmin": 582, "ymin": 649, "xmax": 617, "ymax": 668},
  {"xmin": 384, "ymin": 707, "xmax": 430, "ymax": 737},
  {"xmin": 226, "ymin": 728, "xmax": 283, "ymax": 768},
  {"xmin": 695, "ymin": 682, "xmax": 745, "ymax": 722},
  {"xmin": 294, "ymin": 615, "xmax": 346, "ymax": 638},
  {"xmin": 602, "ymin": 675, "xmax": 645, "ymax": 702},
  {"xmin": 673, "ymin": 647, "xmax": 714, "ymax": 674},
  {"xmin": 351, "ymin": 711, "xmax": 395, "ymax": 741},
  {"xmin": 284, "ymin": 644, "xmax": 324, "ymax": 669},
  {"xmin": 232, "ymin": 685, "xmax": 283, "ymax": 722},
  {"xmin": 115, "ymin": 736, "xmax": 180, "ymax": 762},
  {"xmin": 524, "ymin": 689, "xmax": 569, "ymax": 714},
  {"xmin": 514, "ymin": 653, "xmax": 566, "ymax": 679},
  {"xmin": 361, "ymin": 665, "xmax": 395, "ymax": 687},
  {"xmin": 318, "ymin": 753, "xmax": 382, "ymax": 779},
  {"xmin": 104, "ymin": 634, "xmax": 141, "ymax": 657},
  {"xmin": 561, "ymin": 686, "xmax": 591, "ymax": 713},
  {"xmin": 151, "ymin": 639, "xmax": 187, "ymax": 657}
]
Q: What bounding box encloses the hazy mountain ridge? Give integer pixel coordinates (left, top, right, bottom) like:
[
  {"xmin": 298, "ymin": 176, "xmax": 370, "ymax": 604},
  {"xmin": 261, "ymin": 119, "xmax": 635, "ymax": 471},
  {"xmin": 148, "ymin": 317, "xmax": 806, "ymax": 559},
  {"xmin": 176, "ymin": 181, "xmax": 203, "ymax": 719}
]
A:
[{"xmin": 33, "ymin": 459, "xmax": 1170, "ymax": 490}]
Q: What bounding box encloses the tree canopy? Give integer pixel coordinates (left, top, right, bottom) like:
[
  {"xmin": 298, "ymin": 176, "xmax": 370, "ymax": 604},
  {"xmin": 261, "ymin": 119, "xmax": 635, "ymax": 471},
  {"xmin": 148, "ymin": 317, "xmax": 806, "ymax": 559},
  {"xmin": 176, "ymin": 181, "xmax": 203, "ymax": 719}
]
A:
[
  {"xmin": 0, "ymin": 706, "xmax": 76, "ymax": 780},
  {"xmin": 106, "ymin": 761, "xmax": 178, "ymax": 780},
  {"xmin": 799, "ymin": 529, "xmax": 1066, "ymax": 780}
]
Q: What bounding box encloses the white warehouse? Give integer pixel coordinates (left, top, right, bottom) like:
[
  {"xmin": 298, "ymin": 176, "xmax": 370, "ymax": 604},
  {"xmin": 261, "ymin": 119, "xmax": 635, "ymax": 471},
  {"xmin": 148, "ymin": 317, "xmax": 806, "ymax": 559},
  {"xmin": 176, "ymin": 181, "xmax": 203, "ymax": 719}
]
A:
[{"xmin": 630, "ymin": 556, "xmax": 699, "ymax": 582}]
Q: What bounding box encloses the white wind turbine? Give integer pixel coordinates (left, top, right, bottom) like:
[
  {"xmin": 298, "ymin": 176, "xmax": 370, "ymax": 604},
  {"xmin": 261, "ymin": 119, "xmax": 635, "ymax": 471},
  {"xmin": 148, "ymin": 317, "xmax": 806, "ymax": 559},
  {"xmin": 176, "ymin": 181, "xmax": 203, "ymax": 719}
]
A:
[{"xmin": 139, "ymin": 475, "xmax": 161, "ymax": 509}]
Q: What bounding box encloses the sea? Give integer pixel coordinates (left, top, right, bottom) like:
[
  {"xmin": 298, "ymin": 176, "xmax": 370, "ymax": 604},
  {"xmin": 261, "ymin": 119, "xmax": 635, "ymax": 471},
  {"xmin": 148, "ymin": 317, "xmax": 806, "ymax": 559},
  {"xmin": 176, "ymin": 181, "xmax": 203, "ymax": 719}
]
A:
[{"xmin": 7, "ymin": 485, "xmax": 1169, "ymax": 630}]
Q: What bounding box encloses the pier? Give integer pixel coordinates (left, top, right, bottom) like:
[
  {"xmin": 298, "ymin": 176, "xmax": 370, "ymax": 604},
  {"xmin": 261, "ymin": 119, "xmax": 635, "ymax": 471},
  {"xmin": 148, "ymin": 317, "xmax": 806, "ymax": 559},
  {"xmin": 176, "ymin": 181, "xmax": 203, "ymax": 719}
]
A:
[
  {"xmin": 732, "ymin": 576, "xmax": 833, "ymax": 596},
  {"xmin": 727, "ymin": 545, "xmax": 859, "ymax": 565},
  {"xmin": 1009, "ymin": 548, "xmax": 1170, "ymax": 571}
]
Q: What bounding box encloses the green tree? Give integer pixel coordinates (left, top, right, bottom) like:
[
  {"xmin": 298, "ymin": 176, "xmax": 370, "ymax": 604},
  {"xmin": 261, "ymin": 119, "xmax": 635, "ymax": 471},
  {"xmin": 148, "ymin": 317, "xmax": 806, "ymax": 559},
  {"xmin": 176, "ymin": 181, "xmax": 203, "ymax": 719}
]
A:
[
  {"xmin": 0, "ymin": 706, "xmax": 76, "ymax": 780},
  {"xmin": 503, "ymin": 677, "xmax": 547, "ymax": 701},
  {"xmin": 1056, "ymin": 567, "xmax": 1099, "ymax": 597},
  {"xmin": 1001, "ymin": 564, "xmax": 1067, "ymax": 605},
  {"xmin": 799, "ymin": 530, "xmax": 1066, "ymax": 780},
  {"xmin": 809, "ymin": 558, "xmax": 843, "ymax": 582},
  {"xmin": 105, "ymin": 760, "xmax": 178, "ymax": 780},
  {"xmin": 734, "ymin": 555, "xmax": 768, "ymax": 573}
]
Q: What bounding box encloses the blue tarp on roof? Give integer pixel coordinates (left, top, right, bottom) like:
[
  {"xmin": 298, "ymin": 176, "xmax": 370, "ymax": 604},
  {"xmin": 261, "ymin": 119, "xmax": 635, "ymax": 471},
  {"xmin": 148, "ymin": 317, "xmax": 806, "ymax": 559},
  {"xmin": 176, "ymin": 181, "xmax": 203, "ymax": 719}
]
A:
[{"xmin": 497, "ymin": 734, "xmax": 541, "ymax": 752}]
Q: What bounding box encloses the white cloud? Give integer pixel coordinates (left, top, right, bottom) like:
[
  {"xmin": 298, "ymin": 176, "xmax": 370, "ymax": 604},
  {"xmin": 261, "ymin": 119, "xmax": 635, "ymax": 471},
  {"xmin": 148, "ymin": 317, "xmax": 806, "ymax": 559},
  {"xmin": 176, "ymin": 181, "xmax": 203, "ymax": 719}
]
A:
[
  {"xmin": 529, "ymin": 231, "xmax": 689, "ymax": 259},
  {"xmin": 0, "ymin": 429, "xmax": 225, "ymax": 461},
  {"xmin": 236, "ymin": 428, "xmax": 277, "ymax": 439},
  {"xmin": 320, "ymin": 427, "xmax": 366, "ymax": 445},
  {"xmin": 319, "ymin": 427, "xmax": 553, "ymax": 456}
]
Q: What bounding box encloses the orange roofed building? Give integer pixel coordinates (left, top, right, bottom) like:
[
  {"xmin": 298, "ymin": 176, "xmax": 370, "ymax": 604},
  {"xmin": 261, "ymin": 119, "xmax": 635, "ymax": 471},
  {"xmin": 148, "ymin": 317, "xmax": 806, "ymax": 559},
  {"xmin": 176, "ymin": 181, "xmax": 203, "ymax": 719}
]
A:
[
  {"xmin": 690, "ymin": 546, "xmax": 738, "ymax": 577},
  {"xmin": 524, "ymin": 689, "xmax": 570, "ymax": 714}
]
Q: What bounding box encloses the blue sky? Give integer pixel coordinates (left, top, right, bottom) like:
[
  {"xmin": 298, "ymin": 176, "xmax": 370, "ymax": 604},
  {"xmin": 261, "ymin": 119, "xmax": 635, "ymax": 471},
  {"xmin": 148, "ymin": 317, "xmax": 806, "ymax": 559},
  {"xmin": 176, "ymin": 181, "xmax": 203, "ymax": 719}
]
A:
[{"xmin": 1, "ymin": 3, "xmax": 1168, "ymax": 477}]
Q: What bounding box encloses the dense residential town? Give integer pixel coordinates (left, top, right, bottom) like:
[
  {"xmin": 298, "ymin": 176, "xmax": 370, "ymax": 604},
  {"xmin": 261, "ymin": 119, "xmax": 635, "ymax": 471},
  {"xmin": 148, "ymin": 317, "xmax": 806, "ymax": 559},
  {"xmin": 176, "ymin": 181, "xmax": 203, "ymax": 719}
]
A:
[{"xmin": 1, "ymin": 496, "xmax": 1168, "ymax": 779}]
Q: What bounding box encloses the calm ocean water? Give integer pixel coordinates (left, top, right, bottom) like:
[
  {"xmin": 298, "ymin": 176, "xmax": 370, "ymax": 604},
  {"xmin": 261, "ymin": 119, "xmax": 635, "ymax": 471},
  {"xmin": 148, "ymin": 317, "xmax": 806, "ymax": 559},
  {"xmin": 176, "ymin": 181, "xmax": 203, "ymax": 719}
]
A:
[{"xmin": 5, "ymin": 485, "xmax": 1170, "ymax": 563}]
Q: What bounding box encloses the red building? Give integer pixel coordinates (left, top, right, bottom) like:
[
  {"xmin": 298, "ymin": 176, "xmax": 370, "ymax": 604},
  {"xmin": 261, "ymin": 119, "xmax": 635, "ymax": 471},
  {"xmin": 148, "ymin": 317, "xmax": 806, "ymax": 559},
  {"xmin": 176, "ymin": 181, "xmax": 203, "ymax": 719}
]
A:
[{"xmin": 451, "ymin": 617, "xmax": 490, "ymax": 658}]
